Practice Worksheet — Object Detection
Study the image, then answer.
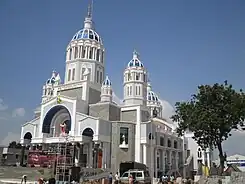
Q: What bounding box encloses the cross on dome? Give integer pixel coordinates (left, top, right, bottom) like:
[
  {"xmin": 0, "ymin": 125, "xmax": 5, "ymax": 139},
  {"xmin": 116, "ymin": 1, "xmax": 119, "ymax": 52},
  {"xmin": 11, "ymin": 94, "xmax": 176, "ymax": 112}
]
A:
[
  {"xmin": 127, "ymin": 50, "xmax": 144, "ymax": 68},
  {"xmin": 71, "ymin": 0, "xmax": 102, "ymax": 44},
  {"xmin": 133, "ymin": 49, "xmax": 140, "ymax": 59}
]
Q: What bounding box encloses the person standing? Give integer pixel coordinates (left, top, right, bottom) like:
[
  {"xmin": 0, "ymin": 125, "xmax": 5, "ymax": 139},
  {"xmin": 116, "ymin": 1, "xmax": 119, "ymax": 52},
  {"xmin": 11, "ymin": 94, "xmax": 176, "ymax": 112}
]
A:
[
  {"xmin": 170, "ymin": 175, "xmax": 174, "ymax": 184},
  {"xmin": 128, "ymin": 174, "xmax": 133, "ymax": 184},
  {"xmin": 114, "ymin": 172, "xmax": 119, "ymax": 184},
  {"xmin": 108, "ymin": 172, "xmax": 113, "ymax": 184},
  {"xmin": 21, "ymin": 175, "xmax": 27, "ymax": 184}
]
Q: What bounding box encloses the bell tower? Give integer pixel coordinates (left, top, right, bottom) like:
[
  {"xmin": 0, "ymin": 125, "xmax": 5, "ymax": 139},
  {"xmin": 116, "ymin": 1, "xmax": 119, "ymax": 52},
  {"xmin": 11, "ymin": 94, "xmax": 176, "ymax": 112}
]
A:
[
  {"xmin": 123, "ymin": 50, "xmax": 148, "ymax": 106},
  {"xmin": 64, "ymin": 0, "xmax": 105, "ymax": 91}
]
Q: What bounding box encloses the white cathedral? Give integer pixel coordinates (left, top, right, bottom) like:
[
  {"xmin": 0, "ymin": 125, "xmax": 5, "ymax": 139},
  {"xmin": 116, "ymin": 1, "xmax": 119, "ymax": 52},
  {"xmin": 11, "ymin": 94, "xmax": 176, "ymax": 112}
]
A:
[{"xmin": 20, "ymin": 2, "xmax": 212, "ymax": 178}]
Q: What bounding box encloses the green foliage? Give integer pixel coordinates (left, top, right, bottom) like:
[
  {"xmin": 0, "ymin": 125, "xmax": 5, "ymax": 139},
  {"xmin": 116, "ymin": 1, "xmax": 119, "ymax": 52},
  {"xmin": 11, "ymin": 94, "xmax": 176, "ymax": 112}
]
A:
[
  {"xmin": 8, "ymin": 141, "xmax": 22, "ymax": 149},
  {"xmin": 171, "ymin": 81, "xmax": 245, "ymax": 174},
  {"xmin": 172, "ymin": 81, "xmax": 245, "ymax": 149}
]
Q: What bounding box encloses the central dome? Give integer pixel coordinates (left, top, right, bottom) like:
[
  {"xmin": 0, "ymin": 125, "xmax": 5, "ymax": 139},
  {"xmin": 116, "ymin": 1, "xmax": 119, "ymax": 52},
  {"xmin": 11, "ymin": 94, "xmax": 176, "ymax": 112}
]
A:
[{"xmin": 71, "ymin": 28, "xmax": 102, "ymax": 44}]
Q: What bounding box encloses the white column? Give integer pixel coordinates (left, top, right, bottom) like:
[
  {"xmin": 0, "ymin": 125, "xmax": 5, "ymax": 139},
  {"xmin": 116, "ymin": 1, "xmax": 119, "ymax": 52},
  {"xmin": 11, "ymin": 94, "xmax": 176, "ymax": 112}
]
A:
[
  {"xmin": 154, "ymin": 149, "xmax": 157, "ymax": 178},
  {"xmin": 102, "ymin": 142, "xmax": 106, "ymax": 169},
  {"xmin": 85, "ymin": 47, "xmax": 88, "ymax": 59},
  {"xmin": 169, "ymin": 151, "xmax": 172, "ymax": 170},
  {"xmin": 92, "ymin": 47, "xmax": 95, "ymax": 60},
  {"xmin": 143, "ymin": 144, "xmax": 147, "ymax": 165},
  {"xmin": 88, "ymin": 142, "xmax": 93, "ymax": 168},
  {"xmin": 71, "ymin": 47, "xmax": 74, "ymax": 60},
  {"xmin": 202, "ymin": 150, "xmax": 205, "ymax": 165},
  {"xmin": 34, "ymin": 125, "xmax": 37, "ymax": 138},
  {"xmin": 93, "ymin": 47, "xmax": 97, "ymax": 60},
  {"xmin": 98, "ymin": 49, "xmax": 101, "ymax": 62},
  {"xmin": 176, "ymin": 152, "xmax": 179, "ymax": 170},
  {"xmin": 135, "ymin": 107, "xmax": 141, "ymax": 162},
  {"xmin": 207, "ymin": 150, "xmax": 210, "ymax": 168},
  {"xmin": 162, "ymin": 150, "xmax": 165, "ymax": 173},
  {"xmin": 75, "ymin": 145, "xmax": 80, "ymax": 166}
]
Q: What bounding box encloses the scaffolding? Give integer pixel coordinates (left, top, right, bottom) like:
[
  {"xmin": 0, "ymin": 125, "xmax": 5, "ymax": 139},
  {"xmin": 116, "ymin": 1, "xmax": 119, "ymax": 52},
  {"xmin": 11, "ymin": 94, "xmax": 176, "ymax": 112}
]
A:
[{"xmin": 55, "ymin": 135, "xmax": 75, "ymax": 182}]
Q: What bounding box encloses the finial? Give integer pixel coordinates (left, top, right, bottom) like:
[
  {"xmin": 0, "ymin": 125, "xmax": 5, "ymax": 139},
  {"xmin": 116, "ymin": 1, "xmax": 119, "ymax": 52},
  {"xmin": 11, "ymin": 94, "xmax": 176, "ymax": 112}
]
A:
[
  {"xmin": 133, "ymin": 49, "xmax": 139, "ymax": 59},
  {"xmin": 87, "ymin": 0, "xmax": 93, "ymax": 19}
]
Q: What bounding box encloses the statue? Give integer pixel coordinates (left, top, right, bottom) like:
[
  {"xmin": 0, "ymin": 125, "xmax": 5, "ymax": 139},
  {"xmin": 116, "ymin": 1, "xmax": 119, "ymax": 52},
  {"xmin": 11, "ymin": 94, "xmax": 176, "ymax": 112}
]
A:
[
  {"xmin": 60, "ymin": 122, "xmax": 67, "ymax": 136},
  {"xmin": 122, "ymin": 134, "xmax": 126, "ymax": 145}
]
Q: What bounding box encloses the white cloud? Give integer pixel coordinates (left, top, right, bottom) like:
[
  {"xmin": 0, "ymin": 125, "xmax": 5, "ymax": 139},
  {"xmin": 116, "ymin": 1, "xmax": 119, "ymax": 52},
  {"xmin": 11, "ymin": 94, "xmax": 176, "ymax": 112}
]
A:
[
  {"xmin": 0, "ymin": 132, "xmax": 20, "ymax": 146},
  {"xmin": 12, "ymin": 108, "xmax": 26, "ymax": 117},
  {"xmin": 223, "ymin": 131, "xmax": 245, "ymax": 156},
  {"xmin": 0, "ymin": 98, "xmax": 8, "ymax": 111},
  {"xmin": 160, "ymin": 99, "xmax": 175, "ymax": 120}
]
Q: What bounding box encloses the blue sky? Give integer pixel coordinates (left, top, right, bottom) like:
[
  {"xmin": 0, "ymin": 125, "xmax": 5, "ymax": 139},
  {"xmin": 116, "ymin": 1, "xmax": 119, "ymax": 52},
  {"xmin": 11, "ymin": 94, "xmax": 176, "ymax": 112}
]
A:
[{"xmin": 0, "ymin": 0, "xmax": 245, "ymax": 154}]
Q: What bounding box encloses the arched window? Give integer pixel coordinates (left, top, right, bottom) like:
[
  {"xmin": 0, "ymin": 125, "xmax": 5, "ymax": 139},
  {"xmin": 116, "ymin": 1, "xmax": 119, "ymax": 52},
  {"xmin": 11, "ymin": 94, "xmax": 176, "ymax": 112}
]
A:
[
  {"xmin": 167, "ymin": 139, "xmax": 171, "ymax": 147},
  {"xmin": 197, "ymin": 147, "xmax": 202, "ymax": 158}
]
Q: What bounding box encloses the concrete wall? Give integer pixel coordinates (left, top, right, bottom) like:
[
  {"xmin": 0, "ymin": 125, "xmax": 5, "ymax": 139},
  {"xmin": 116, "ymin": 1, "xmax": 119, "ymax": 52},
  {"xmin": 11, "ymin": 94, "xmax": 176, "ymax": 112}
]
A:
[
  {"xmin": 110, "ymin": 122, "xmax": 135, "ymax": 174},
  {"xmin": 88, "ymin": 87, "xmax": 101, "ymax": 104},
  {"xmin": 61, "ymin": 87, "xmax": 83, "ymax": 99},
  {"xmin": 120, "ymin": 110, "xmax": 137, "ymax": 122},
  {"xmin": 76, "ymin": 99, "xmax": 88, "ymax": 114},
  {"xmin": 198, "ymin": 172, "xmax": 245, "ymax": 184},
  {"xmin": 0, "ymin": 147, "xmax": 29, "ymax": 166},
  {"xmin": 89, "ymin": 102, "xmax": 120, "ymax": 121}
]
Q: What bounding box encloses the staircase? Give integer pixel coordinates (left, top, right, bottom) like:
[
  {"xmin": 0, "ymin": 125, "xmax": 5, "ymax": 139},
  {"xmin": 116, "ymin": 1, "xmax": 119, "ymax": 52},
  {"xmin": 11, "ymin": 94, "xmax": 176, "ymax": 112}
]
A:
[
  {"xmin": 0, "ymin": 166, "xmax": 52, "ymax": 181},
  {"xmin": 80, "ymin": 168, "xmax": 111, "ymax": 181}
]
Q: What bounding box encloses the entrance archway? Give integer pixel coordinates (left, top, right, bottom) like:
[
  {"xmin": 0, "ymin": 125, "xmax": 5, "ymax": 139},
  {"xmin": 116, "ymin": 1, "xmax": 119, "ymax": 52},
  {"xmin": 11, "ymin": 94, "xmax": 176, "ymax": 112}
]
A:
[
  {"xmin": 42, "ymin": 105, "xmax": 71, "ymax": 136},
  {"xmin": 81, "ymin": 128, "xmax": 100, "ymax": 168},
  {"xmin": 82, "ymin": 128, "xmax": 94, "ymax": 137},
  {"xmin": 24, "ymin": 132, "xmax": 32, "ymax": 140},
  {"xmin": 23, "ymin": 132, "xmax": 32, "ymax": 146},
  {"xmin": 21, "ymin": 132, "xmax": 32, "ymax": 166}
]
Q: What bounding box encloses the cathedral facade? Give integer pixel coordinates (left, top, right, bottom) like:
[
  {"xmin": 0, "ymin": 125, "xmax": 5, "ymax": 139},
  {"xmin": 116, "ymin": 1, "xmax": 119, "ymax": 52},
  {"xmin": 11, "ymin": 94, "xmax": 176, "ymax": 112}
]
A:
[{"xmin": 20, "ymin": 3, "xmax": 212, "ymax": 177}]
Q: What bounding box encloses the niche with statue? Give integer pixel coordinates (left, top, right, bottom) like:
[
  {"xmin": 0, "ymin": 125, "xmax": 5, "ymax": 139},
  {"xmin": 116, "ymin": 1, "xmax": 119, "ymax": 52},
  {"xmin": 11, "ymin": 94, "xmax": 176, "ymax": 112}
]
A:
[{"xmin": 119, "ymin": 127, "xmax": 129, "ymax": 149}]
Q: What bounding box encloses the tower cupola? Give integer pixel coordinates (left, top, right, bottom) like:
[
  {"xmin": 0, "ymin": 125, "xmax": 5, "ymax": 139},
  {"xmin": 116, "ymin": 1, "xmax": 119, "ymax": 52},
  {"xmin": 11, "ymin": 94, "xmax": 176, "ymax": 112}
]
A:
[
  {"xmin": 101, "ymin": 76, "xmax": 112, "ymax": 102},
  {"xmin": 123, "ymin": 50, "xmax": 148, "ymax": 106},
  {"xmin": 42, "ymin": 71, "xmax": 61, "ymax": 103},
  {"xmin": 146, "ymin": 81, "xmax": 162, "ymax": 118},
  {"xmin": 64, "ymin": 0, "xmax": 105, "ymax": 90}
]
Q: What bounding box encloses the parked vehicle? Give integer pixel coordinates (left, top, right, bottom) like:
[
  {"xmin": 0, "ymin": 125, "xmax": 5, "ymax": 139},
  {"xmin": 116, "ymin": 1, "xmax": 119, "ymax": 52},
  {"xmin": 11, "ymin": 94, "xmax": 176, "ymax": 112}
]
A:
[{"xmin": 120, "ymin": 169, "xmax": 151, "ymax": 184}]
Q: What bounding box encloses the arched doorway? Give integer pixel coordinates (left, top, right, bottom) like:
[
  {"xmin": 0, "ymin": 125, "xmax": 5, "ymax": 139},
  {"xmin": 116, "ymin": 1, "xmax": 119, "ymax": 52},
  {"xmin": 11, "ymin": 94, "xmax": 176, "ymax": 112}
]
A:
[
  {"xmin": 24, "ymin": 132, "xmax": 32, "ymax": 141},
  {"xmin": 23, "ymin": 132, "xmax": 32, "ymax": 146},
  {"xmin": 42, "ymin": 105, "xmax": 71, "ymax": 137},
  {"xmin": 82, "ymin": 128, "xmax": 94, "ymax": 137},
  {"xmin": 81, "ymin": 128, "xmax": 101, "ymax": 168},
  {"xmin": 21, "ymin": 132, "xmax": 32, "ymax": 166}
]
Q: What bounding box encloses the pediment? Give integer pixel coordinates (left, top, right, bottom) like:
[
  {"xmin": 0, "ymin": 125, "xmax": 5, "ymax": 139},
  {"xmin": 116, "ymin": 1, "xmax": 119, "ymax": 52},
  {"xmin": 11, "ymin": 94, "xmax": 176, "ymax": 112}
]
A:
[{"xmin": 42, "ymin": 95, "xmax": 76, "ymax": 110}]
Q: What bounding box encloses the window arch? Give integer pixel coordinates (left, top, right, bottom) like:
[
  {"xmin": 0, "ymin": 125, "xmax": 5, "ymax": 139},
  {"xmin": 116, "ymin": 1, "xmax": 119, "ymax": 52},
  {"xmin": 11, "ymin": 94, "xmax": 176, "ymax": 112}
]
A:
[{"xmin": 197, "ymin": 147, "xmax": 202, "ymax": 158}]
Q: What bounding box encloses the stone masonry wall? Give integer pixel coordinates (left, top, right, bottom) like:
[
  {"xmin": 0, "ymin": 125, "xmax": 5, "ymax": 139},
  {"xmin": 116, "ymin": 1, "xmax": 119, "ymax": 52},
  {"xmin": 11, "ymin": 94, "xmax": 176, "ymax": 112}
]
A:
[{"xmin": 198, "ymin": 172, "xmax": 245, "ymax": 184}]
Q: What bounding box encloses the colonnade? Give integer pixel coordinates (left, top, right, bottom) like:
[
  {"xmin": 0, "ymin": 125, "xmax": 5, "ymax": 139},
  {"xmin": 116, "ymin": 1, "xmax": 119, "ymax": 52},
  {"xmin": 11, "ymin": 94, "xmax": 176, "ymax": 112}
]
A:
[{"xmin": 142, "ymin": 144, "xmax": 183, "ymax": 177}]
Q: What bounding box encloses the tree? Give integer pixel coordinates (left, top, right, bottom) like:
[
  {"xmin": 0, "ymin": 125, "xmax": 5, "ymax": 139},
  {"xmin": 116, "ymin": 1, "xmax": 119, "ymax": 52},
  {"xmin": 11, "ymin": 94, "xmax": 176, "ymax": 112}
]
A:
[
  {"xmin": 171, "ymin": 81, "xmax": 245, "ymax": 175},
  {"xmin": 8, "ymin": 141, "xmax": 17, "ymax": 148},
  {"xmin": 8, "ymin": 141, "xmax": 22, "ymax": 149}
]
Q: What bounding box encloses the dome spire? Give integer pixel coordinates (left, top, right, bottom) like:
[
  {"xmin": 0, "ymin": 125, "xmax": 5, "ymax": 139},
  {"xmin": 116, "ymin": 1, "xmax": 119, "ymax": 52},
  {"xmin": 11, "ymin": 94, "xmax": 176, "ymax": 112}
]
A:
[
  {"xmin": 87, "ymin": 0, "xmax": 93, "ymax": 19},
  {"xmin": 133, "ymin": 49, "xmax": 140, "ymax": 59},
  {"xmin": 84, "ymin": 0, "xmax": 93, "ymax": 29}
]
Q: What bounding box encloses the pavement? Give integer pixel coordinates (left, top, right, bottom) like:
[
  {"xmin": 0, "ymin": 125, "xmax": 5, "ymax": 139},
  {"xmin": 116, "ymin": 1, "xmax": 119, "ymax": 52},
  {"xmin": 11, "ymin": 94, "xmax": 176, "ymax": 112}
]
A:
[{"xmin": 0, "ymin": 178, "xmax": 37, "ymax": 184}]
